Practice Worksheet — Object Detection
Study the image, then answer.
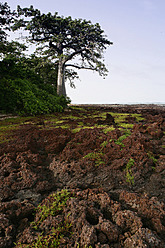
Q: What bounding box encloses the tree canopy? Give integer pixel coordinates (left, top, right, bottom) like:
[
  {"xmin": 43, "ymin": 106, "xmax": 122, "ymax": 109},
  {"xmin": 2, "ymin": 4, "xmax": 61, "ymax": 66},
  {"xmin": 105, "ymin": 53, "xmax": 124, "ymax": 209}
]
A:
[
  {"xmin": 0, "ymin": 2, "xmax": 14, "ymax": 41},
  {"xmin": 13, "ymin": 6, "xmax": 113, "ymax": 96},
  {"xmin": 0, "ymin": 3, "xmax": 112, "ymax": 115}
]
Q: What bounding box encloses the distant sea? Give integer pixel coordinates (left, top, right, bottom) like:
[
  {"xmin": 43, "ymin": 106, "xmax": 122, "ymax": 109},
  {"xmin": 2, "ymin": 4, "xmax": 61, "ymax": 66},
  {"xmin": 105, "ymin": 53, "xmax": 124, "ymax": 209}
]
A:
[
  {"xmin": 71, "ymin": 102, "xmax": 165, "ymax": 106},
  {"xmin": 114, "ymin": 102, "xmax": 165, "ymax": 106}
]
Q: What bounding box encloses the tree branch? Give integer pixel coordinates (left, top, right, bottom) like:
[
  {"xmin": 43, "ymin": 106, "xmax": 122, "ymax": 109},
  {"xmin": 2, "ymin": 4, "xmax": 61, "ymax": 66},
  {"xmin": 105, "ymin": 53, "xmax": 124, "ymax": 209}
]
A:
[
  {"xmin": 65, "ymin": 47, "xmax": 91, "ymax": 62},
  {"xmin": 32, "ymin": 36, "xmax": 49, "ymax": 42},
  {"xmin": 65, "ymin": 64, "xmax": 95, "ymax": 71}
]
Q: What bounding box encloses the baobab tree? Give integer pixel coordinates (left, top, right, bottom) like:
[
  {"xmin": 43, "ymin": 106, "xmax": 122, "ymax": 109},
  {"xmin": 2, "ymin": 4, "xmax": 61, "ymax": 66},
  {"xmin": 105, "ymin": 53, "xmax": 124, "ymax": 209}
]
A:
[{"xmin": 13, "ymin": 6, "xmax": 113, "ymax": 96}]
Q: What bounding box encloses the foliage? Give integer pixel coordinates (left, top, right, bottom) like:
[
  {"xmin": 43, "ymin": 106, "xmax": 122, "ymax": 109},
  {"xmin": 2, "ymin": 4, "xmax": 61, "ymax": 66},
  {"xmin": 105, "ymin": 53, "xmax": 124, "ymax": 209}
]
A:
[
  {"xmin": 0, "ymin": 43, "xmax": 69, "ymax": 115},
  {"xmin": 1, "ymin": 3, "xmax": 112, "ymax": 109},
  {"xmin": 0, "ymin": 2, "xmax": 15, "ymax": 42},
  {"xmin": 83, "ymin": 129, "xmax": 132, "ymax": 167},
  {"xmin": 114, "ymin": 130, "xmax": 131, "ymax": 148},
  {"xmin": 100, "ymin": 140, "xmax": 109, "ymax": 148},
  {"xmin": 0, "ymin": 76, "xmax": 69, "ymax": 115},
  {"xmin": 103, "ymin": 126, "xmax": 115, "ymax": 134},
  {"xmin": 23, "ymin": 55, "xmax": 58, "ymax": 86},
  {"xmin": 115, "ymin": 134, "xmax": 128, "ymax": 147},
  {"xmin": 124, "ymin": 158, "xmax": 135, "ymax": 185},
  {"xmin": 12, "ymin": 6, "xmax": 113, "ymax": 95},
  {"xmin": 0, "ymin": 4, "xmax": 70, "ymax": 114},
  {"xmin": 119, "ymin": 123, "xmax": 134, "ymax": 129},
  {"xmin": 0, "ymin": 2, "xmax": 17, "ymax": 64},
  {"xmin": 83, "ymin": 151, "xmax": 104, "ymax": 166},
  {"xmin": 32, "ymin": 190, "xmax": 71, "ymax": 228},
  {"xmin": 14, "ymin": 6, "xmax": 112, "ymax": 75},
  {"xmin": 131, "ymin": 113, "xmax": 145, "ymax": 122},
  {"xmin": 147, "ymin": 152, "xmax": 158, "ymax": 165},
  {"xmin": 15, "ymin": 190, "xmax": 73, "ymax": 248},
  {"xmin": 147, "ymin": 152, "xmax": 158, "ymax": 170}
]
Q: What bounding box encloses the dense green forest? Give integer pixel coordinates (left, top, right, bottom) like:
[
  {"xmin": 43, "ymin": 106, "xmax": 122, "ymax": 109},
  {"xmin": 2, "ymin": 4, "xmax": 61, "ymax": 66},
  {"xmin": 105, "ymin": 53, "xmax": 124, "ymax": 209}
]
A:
[
  {"xmin": 0, "ymin": 42, "xmax": 70, "ymax": 115},
  {"xmin": 0, "ymin": 3, "xmax": 69, "ymax": 115}
]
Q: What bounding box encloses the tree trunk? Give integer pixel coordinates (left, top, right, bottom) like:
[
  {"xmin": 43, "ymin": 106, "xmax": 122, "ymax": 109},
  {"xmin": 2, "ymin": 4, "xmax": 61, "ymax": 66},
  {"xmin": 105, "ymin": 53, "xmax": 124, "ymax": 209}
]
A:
[{"xmin": 57, "ymin": 58, "xmax": 66, "ymax": 96}]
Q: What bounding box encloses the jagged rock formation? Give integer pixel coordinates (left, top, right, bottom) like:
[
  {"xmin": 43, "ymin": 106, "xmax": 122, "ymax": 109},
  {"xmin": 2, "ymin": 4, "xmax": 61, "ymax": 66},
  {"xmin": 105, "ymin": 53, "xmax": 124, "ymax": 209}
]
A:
[{"xmin": 0, "ymin": 105, "xmax": 164, "ymax": 247}]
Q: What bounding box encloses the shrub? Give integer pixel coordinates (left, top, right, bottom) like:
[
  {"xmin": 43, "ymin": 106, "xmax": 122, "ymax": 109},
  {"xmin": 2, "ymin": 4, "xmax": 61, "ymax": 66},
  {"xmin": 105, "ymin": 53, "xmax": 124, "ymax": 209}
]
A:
[{"xmin": 0, "ymin": 78, "xmax": 70, "ymax": 115}]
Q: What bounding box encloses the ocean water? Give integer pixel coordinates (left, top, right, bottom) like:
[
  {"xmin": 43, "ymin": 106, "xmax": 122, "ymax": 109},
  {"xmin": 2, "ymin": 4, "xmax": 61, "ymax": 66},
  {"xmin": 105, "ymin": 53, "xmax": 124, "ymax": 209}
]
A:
[
  {"xmin": 112, "ymin": 102, "xmax": 165, "ymax": 106},
  {"xmin": 71, "ymin": 102, "xmax": 165, "ymax": 107}
]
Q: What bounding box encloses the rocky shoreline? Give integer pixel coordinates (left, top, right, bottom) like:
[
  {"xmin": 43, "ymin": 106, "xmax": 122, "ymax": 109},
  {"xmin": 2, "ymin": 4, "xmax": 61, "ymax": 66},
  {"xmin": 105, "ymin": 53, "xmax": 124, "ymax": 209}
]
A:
[{"xmin": 0, "ymin": 105, "xmax": 164, "ymax": 247}]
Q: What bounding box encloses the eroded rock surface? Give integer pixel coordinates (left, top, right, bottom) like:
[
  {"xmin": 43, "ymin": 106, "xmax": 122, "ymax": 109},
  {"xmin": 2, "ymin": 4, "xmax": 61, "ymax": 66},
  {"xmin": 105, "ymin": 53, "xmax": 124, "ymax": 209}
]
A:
[{"xmin": 0, "ymin": 105, "xmax": 164, "ymax": 247}]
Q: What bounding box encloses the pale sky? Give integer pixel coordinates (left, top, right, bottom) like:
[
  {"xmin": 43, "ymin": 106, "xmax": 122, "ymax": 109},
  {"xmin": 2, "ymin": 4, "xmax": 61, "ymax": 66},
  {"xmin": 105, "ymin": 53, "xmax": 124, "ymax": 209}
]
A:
[{"xmin": 5, "ymin": 0, "xmax": 165, "ymax": 104}]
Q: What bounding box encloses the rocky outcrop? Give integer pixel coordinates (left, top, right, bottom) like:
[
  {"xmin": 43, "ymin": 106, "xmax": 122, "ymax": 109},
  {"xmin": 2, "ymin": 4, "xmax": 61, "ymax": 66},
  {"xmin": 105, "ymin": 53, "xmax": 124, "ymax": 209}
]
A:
[{"xmin": 0, "ymin": 105, "xmax": 164, "ymax": 247}]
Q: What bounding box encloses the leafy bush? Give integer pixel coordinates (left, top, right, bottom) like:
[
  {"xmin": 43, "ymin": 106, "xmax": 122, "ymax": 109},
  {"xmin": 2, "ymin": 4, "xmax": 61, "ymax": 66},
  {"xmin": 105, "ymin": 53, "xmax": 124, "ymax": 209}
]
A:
[
  {"xmin": 0, "ymin": 52, "xmax": 70, "ymax": 115},
  {"xmin": 0, "ymin": 78, "xmax": 70, "ymax": 115}
]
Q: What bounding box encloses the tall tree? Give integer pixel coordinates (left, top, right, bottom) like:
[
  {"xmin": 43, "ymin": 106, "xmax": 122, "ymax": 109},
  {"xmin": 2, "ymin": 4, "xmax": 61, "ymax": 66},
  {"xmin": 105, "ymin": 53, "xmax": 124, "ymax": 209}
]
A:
[
  {"xmin": 0, "ymin": 2, "xmax": 16, "ymax": 55},
  {"xmin": 13, "ymin": 6, "xmax": 113, "ymax": 96},
  {"xmin": 0, "ymin": 2, "xmax": 12, "ymax": 40}
]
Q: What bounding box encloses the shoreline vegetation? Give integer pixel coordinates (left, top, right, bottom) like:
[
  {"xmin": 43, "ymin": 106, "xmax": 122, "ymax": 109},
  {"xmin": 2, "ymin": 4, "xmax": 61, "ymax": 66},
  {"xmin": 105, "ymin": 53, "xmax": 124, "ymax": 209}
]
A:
[{"xmin": 1, "ymin": 103, "xmax": 164, "ymax": 117}]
